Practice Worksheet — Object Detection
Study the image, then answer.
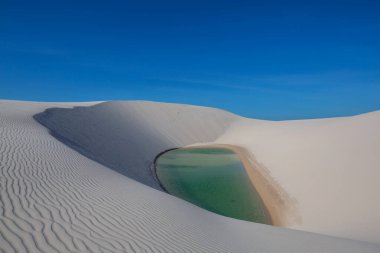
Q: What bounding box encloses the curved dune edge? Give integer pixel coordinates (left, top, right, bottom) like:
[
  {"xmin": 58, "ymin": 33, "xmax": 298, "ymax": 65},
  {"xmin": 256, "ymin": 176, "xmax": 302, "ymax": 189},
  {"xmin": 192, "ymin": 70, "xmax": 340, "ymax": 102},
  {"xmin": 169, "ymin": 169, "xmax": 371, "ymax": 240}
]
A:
[{"xmin": 185, "ymin": 144, "xmax": 296, "ymax": 226}]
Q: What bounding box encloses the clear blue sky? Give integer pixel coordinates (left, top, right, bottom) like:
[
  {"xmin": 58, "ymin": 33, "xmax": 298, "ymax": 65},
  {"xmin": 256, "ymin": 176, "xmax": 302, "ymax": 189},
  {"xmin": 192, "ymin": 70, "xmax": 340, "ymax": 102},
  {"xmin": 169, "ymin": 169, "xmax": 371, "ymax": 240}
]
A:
[{"xmin": 1, "ymin": 0, "xmax": 379, "ymax": 120}]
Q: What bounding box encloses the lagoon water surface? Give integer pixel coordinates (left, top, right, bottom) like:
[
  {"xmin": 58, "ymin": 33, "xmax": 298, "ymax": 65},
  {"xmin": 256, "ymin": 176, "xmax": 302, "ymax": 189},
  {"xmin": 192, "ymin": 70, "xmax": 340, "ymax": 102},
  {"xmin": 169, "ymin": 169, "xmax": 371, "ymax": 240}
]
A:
[{"xmin": 156, "ymin": 148, "xmax": 270, "ymax": 224}]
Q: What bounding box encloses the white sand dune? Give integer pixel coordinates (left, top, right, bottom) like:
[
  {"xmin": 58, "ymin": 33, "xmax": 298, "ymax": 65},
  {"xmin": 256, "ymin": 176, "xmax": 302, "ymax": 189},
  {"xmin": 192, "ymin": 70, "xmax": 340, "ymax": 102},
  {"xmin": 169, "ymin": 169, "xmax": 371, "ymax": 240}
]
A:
[
  {"xmin": 215, "ymin": 112, "xmax": 380, "ymax": 243},
  {"xmin": 0, "ymin": 100, "xmax": 379, "ymax": 252}
]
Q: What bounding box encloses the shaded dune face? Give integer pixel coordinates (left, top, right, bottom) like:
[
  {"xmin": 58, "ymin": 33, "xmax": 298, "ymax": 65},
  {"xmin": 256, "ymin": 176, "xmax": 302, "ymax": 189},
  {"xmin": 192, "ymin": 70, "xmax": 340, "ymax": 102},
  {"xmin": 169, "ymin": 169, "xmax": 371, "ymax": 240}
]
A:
[{"xmin": 34, "ymin": 101, "xmax": 238, "ymax": 189}]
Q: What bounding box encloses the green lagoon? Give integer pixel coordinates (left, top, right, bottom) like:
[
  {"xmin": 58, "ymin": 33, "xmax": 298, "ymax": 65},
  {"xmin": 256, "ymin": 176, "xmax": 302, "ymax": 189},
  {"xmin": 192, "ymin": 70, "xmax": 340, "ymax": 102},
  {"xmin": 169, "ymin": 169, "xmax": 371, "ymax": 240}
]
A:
[{"xmin": 155, "ymin": 148, "xmax": 270, "ymax": 224}]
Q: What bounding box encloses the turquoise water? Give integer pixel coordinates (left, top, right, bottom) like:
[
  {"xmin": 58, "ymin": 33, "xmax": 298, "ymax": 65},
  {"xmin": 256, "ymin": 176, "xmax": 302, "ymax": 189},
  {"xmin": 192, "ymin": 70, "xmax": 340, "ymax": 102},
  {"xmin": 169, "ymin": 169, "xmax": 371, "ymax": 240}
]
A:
[{"xmin": 156, "ymin": 148, "xmax": 270, "ymax": 224}]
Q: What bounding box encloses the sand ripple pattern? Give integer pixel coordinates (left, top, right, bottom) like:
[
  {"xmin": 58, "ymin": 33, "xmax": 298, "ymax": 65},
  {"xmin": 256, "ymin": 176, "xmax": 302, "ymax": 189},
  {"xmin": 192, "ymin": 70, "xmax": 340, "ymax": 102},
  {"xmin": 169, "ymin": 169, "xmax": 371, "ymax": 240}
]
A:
[{"xmin": 0, "ymin": 101, "xmax": 379, "ymax": 253}]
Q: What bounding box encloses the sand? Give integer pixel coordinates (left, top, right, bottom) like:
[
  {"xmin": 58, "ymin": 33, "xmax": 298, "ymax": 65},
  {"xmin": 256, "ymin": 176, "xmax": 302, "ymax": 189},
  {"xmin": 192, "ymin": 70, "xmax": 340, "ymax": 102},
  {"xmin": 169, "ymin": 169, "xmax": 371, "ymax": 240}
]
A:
[
  {"xmin": 215, "ymin": 113, "xmax": 380, "ymax": 243},
  {"xmin": 0, "ymin": 99, "xmax": 379, "ymax": 252}
]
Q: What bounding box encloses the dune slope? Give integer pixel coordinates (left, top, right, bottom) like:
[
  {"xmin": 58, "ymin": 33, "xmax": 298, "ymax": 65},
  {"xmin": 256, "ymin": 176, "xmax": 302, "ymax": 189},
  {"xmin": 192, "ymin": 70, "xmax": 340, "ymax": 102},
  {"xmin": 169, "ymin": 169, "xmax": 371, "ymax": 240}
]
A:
[
  {"xmin": 216, "ymin": 112, "xmax": 380, "ymax": 243},
  {"xmin": 0, "ymin": 100, "xmax": 379, "ymax": 252}
]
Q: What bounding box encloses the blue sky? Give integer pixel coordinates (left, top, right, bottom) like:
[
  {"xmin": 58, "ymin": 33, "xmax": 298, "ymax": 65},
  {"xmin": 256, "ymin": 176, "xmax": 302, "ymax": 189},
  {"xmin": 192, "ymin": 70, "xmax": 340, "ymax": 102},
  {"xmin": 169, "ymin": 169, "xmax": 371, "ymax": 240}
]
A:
[{"xmin": 1, "ymin": 0, "xmax": 380, "ymax": 120}]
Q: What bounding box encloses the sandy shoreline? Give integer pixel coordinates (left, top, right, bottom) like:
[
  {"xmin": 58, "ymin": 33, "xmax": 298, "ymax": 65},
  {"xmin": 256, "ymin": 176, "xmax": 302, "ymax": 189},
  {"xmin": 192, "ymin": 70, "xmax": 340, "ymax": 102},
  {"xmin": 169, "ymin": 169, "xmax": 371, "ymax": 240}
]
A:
[{"xmin": 184, "ymin": 143, "xmax": 292, "ymax": 226}]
